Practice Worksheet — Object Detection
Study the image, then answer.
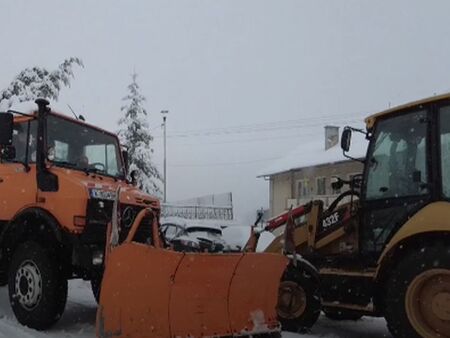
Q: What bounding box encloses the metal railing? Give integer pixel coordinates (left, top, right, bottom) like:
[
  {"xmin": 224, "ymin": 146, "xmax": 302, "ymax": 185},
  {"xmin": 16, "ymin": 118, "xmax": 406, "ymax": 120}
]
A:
[{"xmin": 161, "ymin": 204, "xmax": 234, "ymax": 220}]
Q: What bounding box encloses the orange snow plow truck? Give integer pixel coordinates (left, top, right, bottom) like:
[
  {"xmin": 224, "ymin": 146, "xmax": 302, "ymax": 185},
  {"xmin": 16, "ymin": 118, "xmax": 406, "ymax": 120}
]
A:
[{"xmin": 0, "ymin": 99, "xmax": 288, "ymax": 337}]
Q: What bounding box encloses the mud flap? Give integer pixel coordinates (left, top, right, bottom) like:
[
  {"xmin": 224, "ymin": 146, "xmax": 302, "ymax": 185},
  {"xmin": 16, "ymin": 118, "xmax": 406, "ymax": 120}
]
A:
[{"xmin": 97, "ymin": 245, "xmax": 288, "ymax": 338}]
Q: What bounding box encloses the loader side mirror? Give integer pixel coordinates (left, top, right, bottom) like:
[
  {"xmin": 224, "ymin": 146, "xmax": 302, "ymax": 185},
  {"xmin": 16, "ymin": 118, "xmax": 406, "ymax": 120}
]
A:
[
  {"xmin": 341, "ymin": 128, "xmax": 352, "ymax": 153},
  {"xmin": 331, "ymin": 177, "xmax": 344, "ymax": 191},
  {"xmin": 0, "ymin": 113, "xmax": 14, "ymax": 146}
]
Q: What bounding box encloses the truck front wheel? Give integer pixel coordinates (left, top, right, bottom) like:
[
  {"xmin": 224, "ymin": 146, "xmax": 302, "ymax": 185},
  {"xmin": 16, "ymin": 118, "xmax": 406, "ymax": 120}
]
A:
[{"xmin": 8, "ymin": 241, "xmax": 67, "ymax": 330}]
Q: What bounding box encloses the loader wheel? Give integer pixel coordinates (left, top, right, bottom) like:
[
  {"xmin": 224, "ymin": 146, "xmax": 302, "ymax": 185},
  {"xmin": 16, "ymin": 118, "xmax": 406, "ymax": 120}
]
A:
[
  {"xmin": 323, "ymin": 308, "xmax": 362, "ymax": 321},
  {"xmin": 384, "ymin": 242, "xmax": 450, "ymax": 338},
  {"xmin": 8, "ymin": 241, "xmax": 67, "ymax": 330},
  {"xmin": 277, "ymin": 262, "xmax": 321, "ymax": 332}
]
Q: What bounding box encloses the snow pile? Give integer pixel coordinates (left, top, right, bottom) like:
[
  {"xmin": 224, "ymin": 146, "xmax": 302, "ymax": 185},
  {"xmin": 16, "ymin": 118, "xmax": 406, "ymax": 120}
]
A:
[{"xmin": 222, "ymin": 225, "xmax": 275, "ymax": 252}]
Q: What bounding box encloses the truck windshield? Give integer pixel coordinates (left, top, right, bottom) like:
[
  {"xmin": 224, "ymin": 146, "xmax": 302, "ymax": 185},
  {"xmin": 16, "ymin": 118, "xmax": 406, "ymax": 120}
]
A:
[{"xmin": 47, "ymin": 114, "xmax": 124, "ymax": 178}]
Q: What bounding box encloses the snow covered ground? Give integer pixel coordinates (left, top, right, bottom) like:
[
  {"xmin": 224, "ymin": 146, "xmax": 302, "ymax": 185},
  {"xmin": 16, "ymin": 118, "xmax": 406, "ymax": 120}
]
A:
[{"xmin": 0, "ymin": 280, "xmax": 392, "ymax": 338}]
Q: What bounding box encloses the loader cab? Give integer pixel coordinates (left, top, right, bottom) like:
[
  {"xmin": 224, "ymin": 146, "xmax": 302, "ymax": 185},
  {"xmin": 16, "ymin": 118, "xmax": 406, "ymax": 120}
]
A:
[{"xmin": 343, "ymin": 100, "xmax": 450, "ymax": 265}]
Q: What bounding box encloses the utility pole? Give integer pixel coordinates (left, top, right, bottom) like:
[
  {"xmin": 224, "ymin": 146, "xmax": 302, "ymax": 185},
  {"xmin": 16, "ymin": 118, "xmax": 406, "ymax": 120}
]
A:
[{"xmin": 161, "ymin": 110, "xmax": 169, "ymax": 203}]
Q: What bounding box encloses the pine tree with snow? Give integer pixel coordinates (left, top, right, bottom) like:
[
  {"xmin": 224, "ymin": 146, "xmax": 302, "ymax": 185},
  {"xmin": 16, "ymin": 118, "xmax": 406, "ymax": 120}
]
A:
[
  {"xmin": 118, "ymin": 73, "xmax": 162, "ymax": 196},
  {"xmin": 0, "ymin": 57, "xmax": 83, "ymax": 110}
]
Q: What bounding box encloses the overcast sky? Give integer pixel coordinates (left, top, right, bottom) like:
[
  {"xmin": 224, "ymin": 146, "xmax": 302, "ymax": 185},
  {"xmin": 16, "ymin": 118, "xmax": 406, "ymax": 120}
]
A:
[{"xmin": 2, "ymin": 0, "xmax": 450, "ymax": 222}]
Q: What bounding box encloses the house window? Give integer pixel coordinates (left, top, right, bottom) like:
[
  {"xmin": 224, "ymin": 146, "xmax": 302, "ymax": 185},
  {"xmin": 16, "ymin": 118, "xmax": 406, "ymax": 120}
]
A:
[
  {"xmin": 297, "ymin": 179, "xmax": 310, "ymax": 199},
  {"xmin": 316, "ymin": 177, "xmax": 326, "ymax": 195}
]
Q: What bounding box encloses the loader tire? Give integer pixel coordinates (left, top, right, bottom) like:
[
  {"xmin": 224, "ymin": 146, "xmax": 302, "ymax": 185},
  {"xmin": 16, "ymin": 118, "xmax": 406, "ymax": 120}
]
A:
[
  {"xmin": 323, "ymin": 308, "xmax": 362, "ymax": 321},
  {"xmin": 277, "ymin": 262, "xmax": 321, "ymax": 332},
  {"xmin": 384, "ymin": 242, "xmax": 450, "ymax": 338},
  {"xmin": 8, "ymin": 241, "xmax": 67, "ymax": 330}
]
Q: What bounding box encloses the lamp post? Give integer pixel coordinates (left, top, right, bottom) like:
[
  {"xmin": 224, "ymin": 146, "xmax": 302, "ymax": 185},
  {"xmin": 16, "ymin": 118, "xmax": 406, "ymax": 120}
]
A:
[{"xmin": 161, "ymin": 110, "xmax": 169, "ymax": 203}]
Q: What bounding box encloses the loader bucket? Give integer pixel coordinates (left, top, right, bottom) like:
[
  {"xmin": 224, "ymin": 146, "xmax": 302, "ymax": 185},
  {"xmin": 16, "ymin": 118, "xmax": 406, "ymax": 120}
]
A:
[{"xmin": 96, "ymin": 208, "xmax": 288, "ymax": 338}]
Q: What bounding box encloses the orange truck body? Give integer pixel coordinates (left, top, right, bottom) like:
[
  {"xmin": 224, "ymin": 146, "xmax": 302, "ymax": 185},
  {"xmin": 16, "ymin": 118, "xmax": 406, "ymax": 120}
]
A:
[
  {"xmin": 1, "ymin": 100, "xmax": 289, "ymax": 335},
  {"xmin": 0, "ymin": 101, "xmax": 159, "ymax": 328},
  {"xmin": 0, "ymin": 112, "xmax": 159, "ymax": 232}
]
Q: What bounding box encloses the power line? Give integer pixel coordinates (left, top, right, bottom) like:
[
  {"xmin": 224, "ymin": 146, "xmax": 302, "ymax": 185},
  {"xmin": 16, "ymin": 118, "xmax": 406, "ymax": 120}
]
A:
[
  {"xmin": 155, "ymin": 156, "xmax": 282, "ymax": 168},
  {"xmin": 154, "ymin": 117, "xmax": 364, "ymax": 140},
  {"xmin": 164, "ymin": 111, "xmax": 366, "ymax": 136},
  {"xmin": 152, "ymin": 114, "xmax": 366, "ymax": 139}
]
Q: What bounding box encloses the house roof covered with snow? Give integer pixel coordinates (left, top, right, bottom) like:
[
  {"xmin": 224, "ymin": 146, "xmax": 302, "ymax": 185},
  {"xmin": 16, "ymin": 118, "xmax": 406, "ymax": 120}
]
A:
[{"xmin": 258, "ymin": 125, "xmax": 368, "ymax": 177}]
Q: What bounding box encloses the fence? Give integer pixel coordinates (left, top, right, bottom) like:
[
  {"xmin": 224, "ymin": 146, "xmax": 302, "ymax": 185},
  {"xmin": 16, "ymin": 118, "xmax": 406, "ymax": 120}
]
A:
[{"xmin": 162, "ymin": 192, "xmax": 234, "ymax": 220}]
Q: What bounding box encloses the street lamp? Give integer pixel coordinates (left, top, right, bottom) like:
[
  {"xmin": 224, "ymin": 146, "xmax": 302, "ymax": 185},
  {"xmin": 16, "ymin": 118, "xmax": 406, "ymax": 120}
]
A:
[{"xmin": 161, "ymin": 110, "xmax": 169, "ymax": 203}]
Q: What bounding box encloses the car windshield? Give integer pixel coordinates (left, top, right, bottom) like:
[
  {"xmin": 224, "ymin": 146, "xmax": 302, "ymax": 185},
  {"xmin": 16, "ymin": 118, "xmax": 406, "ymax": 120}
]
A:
[
  {"xmin": 47, "ymin": 114, "xmax": 124, "ymax": 178},
  {"xmin": 184, "ymin": 227, "xmax": 222, "ymax": 240}
]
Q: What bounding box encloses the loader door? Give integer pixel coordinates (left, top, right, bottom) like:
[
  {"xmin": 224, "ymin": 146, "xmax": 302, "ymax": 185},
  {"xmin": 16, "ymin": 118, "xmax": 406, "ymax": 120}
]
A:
[{"xmin": 360, "ymin": 108, "xmax": 431, "ymax": 263}]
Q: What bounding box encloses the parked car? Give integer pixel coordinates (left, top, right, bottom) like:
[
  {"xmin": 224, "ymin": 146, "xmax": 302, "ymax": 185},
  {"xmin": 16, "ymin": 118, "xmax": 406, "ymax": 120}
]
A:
[
  {"xmin": 160, "ymin": 216, "xmax": 187, "ymax": 241},
  {"xmin": 171, "ymin": 223, "xmax": 229, "ymax": 252}
]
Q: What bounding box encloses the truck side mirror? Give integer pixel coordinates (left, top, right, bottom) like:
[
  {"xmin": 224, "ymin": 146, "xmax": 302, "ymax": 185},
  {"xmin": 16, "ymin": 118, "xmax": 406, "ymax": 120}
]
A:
[
  {"xmin": 122, "ymin": 150, "xmax": 129, "ymax": 172},
  {"xmin": 130, "ymin": 170, "xmax": 138, "ymax": 186},
  {"xmin": 341, "ymin": 128, "xmax": 352, "ymax": 152},
  {"xmin": 0, "ymin": 113, "xmax": 14, "ymax": 146}
]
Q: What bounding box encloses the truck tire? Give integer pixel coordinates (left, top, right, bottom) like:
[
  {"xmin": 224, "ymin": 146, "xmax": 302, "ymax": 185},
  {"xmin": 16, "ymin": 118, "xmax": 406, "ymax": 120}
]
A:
[
  {"xmin": 8, "ymin": 241, "xmax": 67, "ymax": 330},
  {"xmin": 277, "ymin": 261, "xmax": 321, "ymax": 332},
  {"xmin": 323, "ymin": 308, "xmax": 363, "ymax": 321},
  {"xmin": 384, "ymin": 242, "xmax": 450, "ymax": 338}
]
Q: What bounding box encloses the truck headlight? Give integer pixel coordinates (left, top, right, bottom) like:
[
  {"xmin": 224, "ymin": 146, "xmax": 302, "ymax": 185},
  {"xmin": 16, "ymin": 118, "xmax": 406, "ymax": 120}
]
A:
[{"xmin": 92, "ymin": 251, "xmax": 104, "ymax": 266}]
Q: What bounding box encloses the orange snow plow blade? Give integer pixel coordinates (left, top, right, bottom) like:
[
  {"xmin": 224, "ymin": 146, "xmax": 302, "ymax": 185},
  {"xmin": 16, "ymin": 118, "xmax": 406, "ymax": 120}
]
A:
[{"xmin": 96, "ymin": 208, "xmax": 288, "ymax": 338}]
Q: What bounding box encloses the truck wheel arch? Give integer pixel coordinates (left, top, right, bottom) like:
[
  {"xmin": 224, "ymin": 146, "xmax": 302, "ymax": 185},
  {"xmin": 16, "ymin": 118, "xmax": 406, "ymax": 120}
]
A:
[{"xmin": 0, "ymin": 208, "xmax": 65, "ymax": 266}]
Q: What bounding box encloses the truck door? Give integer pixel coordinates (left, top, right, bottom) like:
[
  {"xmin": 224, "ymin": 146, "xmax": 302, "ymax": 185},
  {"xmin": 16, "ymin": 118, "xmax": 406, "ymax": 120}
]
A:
[
  {"xmin": 360, "ymin": 108, "xmax": 431, "ymax": 263},
  {"xmin": 0, "ymin": 120, "xmax": 38, "ymax": 219}
]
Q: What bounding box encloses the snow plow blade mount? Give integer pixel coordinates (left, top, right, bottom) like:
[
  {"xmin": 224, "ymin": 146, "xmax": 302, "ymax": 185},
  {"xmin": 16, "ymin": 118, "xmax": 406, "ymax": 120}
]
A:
[{"xmin": 96, "ymin": 209, "xmax": 288, "ymax": 338}]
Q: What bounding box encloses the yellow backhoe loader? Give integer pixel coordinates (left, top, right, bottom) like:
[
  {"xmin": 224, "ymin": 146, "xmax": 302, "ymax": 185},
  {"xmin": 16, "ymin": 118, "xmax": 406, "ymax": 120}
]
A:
[{"xmin": 254, "ymin": 93, "xmax": 450, "ymax": 338}]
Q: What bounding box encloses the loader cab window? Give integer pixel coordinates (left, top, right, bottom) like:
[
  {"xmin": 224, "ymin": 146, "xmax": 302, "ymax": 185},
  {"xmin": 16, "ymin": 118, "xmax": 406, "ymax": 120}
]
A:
[
  {"xmin": 361, "ymin": 109, "xmax": 430, "ymax": 257},
  {"xmin": 364, "ymin": 110, "xmax": 428, "ymax": 201}
]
